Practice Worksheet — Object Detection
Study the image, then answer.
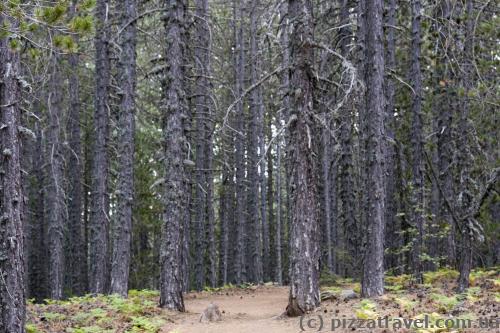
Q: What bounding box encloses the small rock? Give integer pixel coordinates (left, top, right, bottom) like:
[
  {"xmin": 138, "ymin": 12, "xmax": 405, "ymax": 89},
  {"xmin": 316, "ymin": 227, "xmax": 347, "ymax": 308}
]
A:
[
  {"xmin": 341, "ymin": 289, "xmax": 359, "ymax": 301},
  {"xmin": 199, "ymin": 303, "xmax": 222, "ymax": 323}
]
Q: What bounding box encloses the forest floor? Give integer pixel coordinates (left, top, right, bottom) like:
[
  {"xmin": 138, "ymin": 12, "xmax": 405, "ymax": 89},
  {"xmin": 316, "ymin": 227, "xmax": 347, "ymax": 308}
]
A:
[{"xmin": 26, "ymin": 267, "xmax": 499, "ymax": 333}]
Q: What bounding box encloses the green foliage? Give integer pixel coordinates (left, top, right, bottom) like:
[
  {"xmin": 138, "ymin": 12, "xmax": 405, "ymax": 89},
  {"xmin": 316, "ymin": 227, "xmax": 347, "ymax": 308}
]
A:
[
  {"xmin": 423, "ymin": 268, "xmax": 459, "ymax": 284},
  {"xmin": 28, "ymin": 290, "xmax": 166, "ymax": 333},
  {"xmin": 355, "ymin": 299, "xmax": 378, "ymax": 320},
  {"xmin": 385, "ymin": 274, "xmax": 412, "ymax": 288},
  {"xmin": 69, "ymin": 15, "xmax": 93, "ymax": 33},
  {"xmin": 36, "ymin": 3, "xmax": 67, "ymax": 24},
  {"xmin": 127, "ymin": 316, "xmax": 165, "ymax": 333},
  {"xmin": 25, "ymin": 323, "xmax": 40, "ymax": 333},
  {"xmin": 79, "ymin": 0, "xmax": 96, "ymax": 11},
  {"xmin": 53, "ymin": 35, "xmax": 77, "ymax": 52},
  {"xmin": 43, "ymin": 312, "xmax": 67, "ymax": 321},
  {"xmin": 429, "ymin": 293, "xmax": 459, "ymax": 313},
  {"xmin": 394, "ymin": 296, "xmax": 417, "ymax": 310}
]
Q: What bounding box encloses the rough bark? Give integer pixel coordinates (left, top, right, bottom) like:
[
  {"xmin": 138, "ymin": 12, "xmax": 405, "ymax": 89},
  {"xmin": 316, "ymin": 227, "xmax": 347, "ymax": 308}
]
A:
[
  {"xmin": 286, "ymin": 0, "xmax": 320, "ymax": 316},
  {"xmin": 410, "ymin": 0, "xmax": 424, "ymax": 283},
  {"xmin": 338, "ymin": 0, "xmax": 358, "ymax": 277},
  {"xmin": 248, "ymin": 0, "xmax": 264, "ymax": 284},
  {"xmin": 159, "ymin": 0, "xmax": 188, "ymax": 311},
  {"xmin": 232, "ymin": 0, "xmax": 247, "ymax": 284},
  {"xmin": 383, "ymin": 0, "xmax": 398, "ymax": 272},
  {"xmin": 0, "ymin": 14, "xmax": 26, "ymax": 331},
  {"xmin": 275, "ymin": 0, "xmax": 289, "ymax": 286},
  {"xmin": 66, "ymin": 2, "xmax": 86, "ymax": 296},
  {"xmin": 360, "ymin": 0, "xmax": 386, "ymax": 298},
  {"xmin": 46, "ymin": 56, "xmax": 65, "ymax": 300},
  {"xmin": 321, "ymin": 123, "xmax": 334, "ymax": 273},
  {"xmin": 457, "ymin": 0, "xmax": 474, "ymax": 292},
  {"xmin": 27, "ymin": 101, "xmax": 47, "ymax": 301},
  {"xmin": 89, "ymin": 0, "xmax": 111, "ymax": 294},
  {"xmin": 434, "ymin": 0, "xmax": 455, "ymax": 267},
  {"xmin": 110, "ymin": 0, "xmax": 137, "ymax": 297}
]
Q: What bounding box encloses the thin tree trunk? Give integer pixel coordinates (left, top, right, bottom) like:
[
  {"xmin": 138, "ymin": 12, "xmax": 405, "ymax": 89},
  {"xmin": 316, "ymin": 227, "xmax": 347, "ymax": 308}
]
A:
[
  {"xmin": 384, "ymin": 0, "xmax": 398, "ymax": 273},
  {"xmin": 410, "ymin": 0, "xmax": 424, "ymax": 283},
  {"xmin": 360, "ymin": 0, "xmax": 386, "ymax": 298},
  {"xmin": 233, "ymin": 0, "xmax": 247, "ymax": 284},
  {"xmin": 248, "ymin": 0, "xmax": 264, "ymax": 284},
  {"xmin": 457, "ymin": 0, "xmax": 474, "ymax": 292},
  {"xmin": 322, "ymin": 125, "xmax": 334, "ymax": 273},
  {"xmin": 66, "ymin": 1, "xmax": 86, "ymax": 296},
  {"xmin": 160, "ymin": 0, "xmax": 188, "ymax": 311},
  {"xmin": 46, "ymin": 56, "xmax": 65, "ymax": 300},
  {"xmin": 338, "ymin": 0, "xmax": 358, "ymax": 277},
  {"xmin": 90, "ymin": 0, "xmax": 111, "ymax": 294},
  {"xmin": 286, "ymin": 0, "xmax": 321, "ymax": 316},
  {"xmin": 27, "ymin": 101, "xmax": 47, "ymax": 301},
  {"xmin": 0, "ymin": 14, "xmax": 26, "ymax": 331},
  {"xmin": 110, "ymin": 0, "xmax": 137, "ymax": 297}
]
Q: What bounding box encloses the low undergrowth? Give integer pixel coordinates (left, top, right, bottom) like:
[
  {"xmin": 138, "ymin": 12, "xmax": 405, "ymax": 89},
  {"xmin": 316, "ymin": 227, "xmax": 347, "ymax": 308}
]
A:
[{"xmin": 27, "ymin": 290, "xmax": 166, "ymax": 333}]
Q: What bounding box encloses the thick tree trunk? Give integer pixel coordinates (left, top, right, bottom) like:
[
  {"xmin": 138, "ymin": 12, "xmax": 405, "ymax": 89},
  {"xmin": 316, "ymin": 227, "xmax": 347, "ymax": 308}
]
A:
[
  {"xmin": 90, "ymin": 0, "xmax": 111, "ymax": 294},
  {"xmin": 410, "ymin": 0, "xmax": 424, "ymax": 283},
  {"xmin": 46, "ymin": 57, "xmax": 65, "ymax": 300},
  {"xmin": 110, "ymin": 0, "xmax": 137, "ymax": 297},
  {"xmin": 360, "ymin": 0, "xmax": 386, "ymax": 298},
  {"xmin": 0, "ymin": 14, "xmax": 26, "ymax": 332},
  {"xmin": 286, "ymin": 0, "xmax": 320, "ymax": 316},
  {"xmin": 159, "ymin": 0, "xmax": 188, "ymax": 311}
]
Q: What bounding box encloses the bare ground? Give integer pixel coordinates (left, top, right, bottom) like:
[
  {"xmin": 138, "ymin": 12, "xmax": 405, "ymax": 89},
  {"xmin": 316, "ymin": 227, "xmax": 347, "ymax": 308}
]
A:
[
  {"xmin": 161, "ymin": 282, "xmax": 499, "ymax": 333},
  {"xmin": 161, "ymin": 286, "xmax": 298, "ymax": 333}
]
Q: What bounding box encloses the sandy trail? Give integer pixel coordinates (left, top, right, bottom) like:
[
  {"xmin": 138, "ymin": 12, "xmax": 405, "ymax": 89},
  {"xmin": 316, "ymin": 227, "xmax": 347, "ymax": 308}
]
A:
[{"xmin": 162, "ymin": 286, "xmax": 300, "ymax": 333}]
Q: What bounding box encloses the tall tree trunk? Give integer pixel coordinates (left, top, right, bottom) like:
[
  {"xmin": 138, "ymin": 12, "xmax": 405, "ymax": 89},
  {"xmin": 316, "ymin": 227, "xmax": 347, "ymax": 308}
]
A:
[
  {"xmin": 0, "ymin": 14, "xmax": 26, "ymax": 331},
  {"xmin": 27, "ymin": 101, "xmax": 47, "ymax": 301},
  {"xmin": 457, "ymin": 0, "xmax": 474, "ymax": 292},
  {"xmin": 338, "ymin": 0, "xmax": 358, "ymax": 277},
  {"xmin": 434, "ymin": 0, "xmax": 455, "ymax": 268},
  {"xmin": 266, "ymin": 114, "xmax": 274, "ymax": 281},
  {"xmin": 110, "ymin": 0, "xmax": 137, "ymax": 297},
  {"xmin": 46, "ymin": 57, "xmax": 65, "ymax": 300},
  {"xmin": 66, "ymin": 2, "xmax": 86, "ymax": 296},
  {"xmin": 321, "ymin": 124, "xmax": 334, "ymax": 273},
  {"xmin": 275, "ymin": 0, "xmax": 289, "ymax": 287},
  {"xmin": 410, "ymin": 0, "xmax": 424, "ymax": 283},
  {"xmin": 384, "ymin": 0, "xmax": 398, "ymax": 273},
  {"xmin": 360, "ymin": 0, "xmax": 386, "ymax": 298},
  {"xmin": 232, "ymin": 0, "xmax": 247, "ymax": 284},
  {"xmin": 248, "ymin": 0, "xmax": 264, "ymax": 284},
  {"xmin": 90, "ymin": 0, "xmax": 111, "ymax": 294},
  {"xmin": 286, "ymin": 0, "xmax": 320, "ymax": 316},
  {"xmin": 160, "ymin": 0, "xmax": 188, "ymax": 311},
  {"xmin": 192, "ymin": 0, "xmax": 216, "ymax": 289}
]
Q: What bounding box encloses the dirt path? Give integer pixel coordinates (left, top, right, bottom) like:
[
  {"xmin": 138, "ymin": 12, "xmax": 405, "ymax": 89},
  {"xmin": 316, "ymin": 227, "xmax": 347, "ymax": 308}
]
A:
[{"xmin": 162, "ymin": 286, "xmax": 300, "ymax": 333}]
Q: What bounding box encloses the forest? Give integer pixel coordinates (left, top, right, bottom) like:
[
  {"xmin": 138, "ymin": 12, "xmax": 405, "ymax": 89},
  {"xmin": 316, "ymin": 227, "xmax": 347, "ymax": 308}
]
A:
[{"xmin": 0, "ymin": 0, "xmax": 498, "ymax": 332}]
